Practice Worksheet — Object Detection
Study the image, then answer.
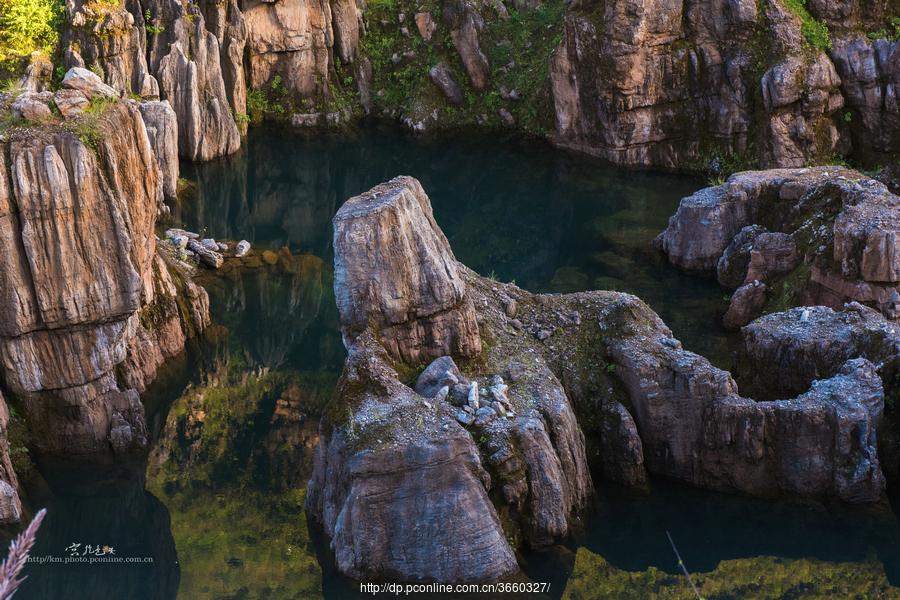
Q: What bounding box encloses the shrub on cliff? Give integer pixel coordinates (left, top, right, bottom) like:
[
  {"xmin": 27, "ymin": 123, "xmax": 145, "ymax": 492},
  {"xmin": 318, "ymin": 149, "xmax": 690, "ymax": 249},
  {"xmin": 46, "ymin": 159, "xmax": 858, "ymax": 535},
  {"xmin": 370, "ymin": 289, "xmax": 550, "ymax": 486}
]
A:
[{"xmin": 0, "ymin": 0, "xmax": 63, "ymax": 75}]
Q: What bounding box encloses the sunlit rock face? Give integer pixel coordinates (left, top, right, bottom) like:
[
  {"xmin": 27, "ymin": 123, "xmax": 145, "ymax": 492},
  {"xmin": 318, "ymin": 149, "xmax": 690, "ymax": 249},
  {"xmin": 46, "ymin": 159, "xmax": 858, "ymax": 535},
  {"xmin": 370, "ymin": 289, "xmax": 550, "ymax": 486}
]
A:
[
  {"xmin": 0, "ymin": 89, "xmax": 208, "ymax": 475},
  {"xmin": 549, "ymin": 0, "xmax": 897, "ymax": 169}
]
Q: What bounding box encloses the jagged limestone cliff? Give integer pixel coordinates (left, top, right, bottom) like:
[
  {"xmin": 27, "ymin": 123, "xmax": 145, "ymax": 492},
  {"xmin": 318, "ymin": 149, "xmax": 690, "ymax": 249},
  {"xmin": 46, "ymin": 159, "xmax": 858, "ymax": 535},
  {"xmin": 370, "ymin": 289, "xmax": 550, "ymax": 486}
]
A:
[
  {"xmin": 0, "ymin": 69, "xmax": 209, "ymax": 512},
  {"xmin": 27, "ymin": 0, "xmax": 894, "ymax": 169}
]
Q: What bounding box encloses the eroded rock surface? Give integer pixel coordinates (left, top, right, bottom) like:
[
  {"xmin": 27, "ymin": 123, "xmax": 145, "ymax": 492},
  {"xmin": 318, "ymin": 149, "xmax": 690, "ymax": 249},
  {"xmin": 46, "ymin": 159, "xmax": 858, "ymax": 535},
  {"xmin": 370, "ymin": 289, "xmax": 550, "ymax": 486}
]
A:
[
  {"xmin": 548, "ymin": 0, "xmax": 896, "ymax": 169},
  {"xmin": 333, "ymin": 176, "xmax": 481, "ymax": 364},
  {"xmin": 738, "ymin": 303, "xmax": 900, "ymax": 399},
  {"xmin": 310, "ymin": 176, "xmax": 591, "ymax": 582},
  {"xmin": 0, "ymin": 84, "xmax": 208, "ymax": 468},
  {"xmin": 657, "ymin": 167, "xmax": 900, "ymax": 322}
]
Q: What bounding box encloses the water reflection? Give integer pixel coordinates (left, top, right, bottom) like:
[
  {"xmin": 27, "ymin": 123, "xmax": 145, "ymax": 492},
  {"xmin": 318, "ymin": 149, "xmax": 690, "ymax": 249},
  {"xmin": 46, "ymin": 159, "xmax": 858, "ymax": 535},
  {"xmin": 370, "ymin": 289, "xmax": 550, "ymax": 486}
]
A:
[{"xmin": 14, "ymin": 462, "xmax": 179, "ymax": 600}]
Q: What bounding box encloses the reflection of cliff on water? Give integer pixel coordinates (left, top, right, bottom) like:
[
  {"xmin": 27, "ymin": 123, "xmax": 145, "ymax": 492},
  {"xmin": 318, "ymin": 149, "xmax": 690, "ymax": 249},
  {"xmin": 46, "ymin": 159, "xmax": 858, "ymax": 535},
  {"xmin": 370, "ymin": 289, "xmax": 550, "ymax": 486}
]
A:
[
  {"xmin": 11, "ymin": 461, "xmax": 179, "ymax": 600},
  {"xmin": 144, "ymin": 256, "xmax": 342, "ymax": 598},
  {"xmin": 195, "ymin": 250, "xmax": 343, "ymax": 373}
]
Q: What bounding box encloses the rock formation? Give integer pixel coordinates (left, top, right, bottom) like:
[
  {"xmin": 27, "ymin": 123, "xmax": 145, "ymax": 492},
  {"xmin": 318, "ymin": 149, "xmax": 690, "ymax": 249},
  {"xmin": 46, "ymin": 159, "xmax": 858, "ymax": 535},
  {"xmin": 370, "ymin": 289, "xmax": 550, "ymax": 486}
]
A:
[
  {"xmin": 154, "ymin": 7, "xmax": 242, "ymax": 161},
  {"xmin": 309, "ymin": 176, "xmax": 591, "ymax": 581},
  {"xmin": 548, "ymin": 0, "xmax": 897, "ymax": 169},
  {"xmin": 0, "ymin": 74, "xmax": 209, "ymax": 481},
  {"xmin": 737, "ymin": 302, "xmax": 900, "ymax": 400},
  {"xmin": 52, "ymin": 0, "xmax": 898, "ymax": 170},
  {"xmin": 309, "ymin": 175, "xmax": 889, "ymax": 582},
  {"xmin": 656, "ymin": 167, "xmax": 900, "ymax": 327},
  {"xmin": 138, "ymin": 100, "xmax": 179, "ymax": 204},
  {"xmin": 62, "ymin": 0, "xmax": 159, "ymax": 97},
  {"xmin": 332, "ymin": 177, "xmax": 481, "ymax": 364}
]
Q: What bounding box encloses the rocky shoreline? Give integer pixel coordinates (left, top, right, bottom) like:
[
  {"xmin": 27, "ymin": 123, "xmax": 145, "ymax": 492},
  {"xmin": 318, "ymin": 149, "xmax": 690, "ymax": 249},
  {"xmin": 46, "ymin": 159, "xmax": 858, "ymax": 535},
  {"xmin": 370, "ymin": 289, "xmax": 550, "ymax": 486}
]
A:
[{"xmin": 0, "ymin": 70, "xmax": 209, "ymax": 520}]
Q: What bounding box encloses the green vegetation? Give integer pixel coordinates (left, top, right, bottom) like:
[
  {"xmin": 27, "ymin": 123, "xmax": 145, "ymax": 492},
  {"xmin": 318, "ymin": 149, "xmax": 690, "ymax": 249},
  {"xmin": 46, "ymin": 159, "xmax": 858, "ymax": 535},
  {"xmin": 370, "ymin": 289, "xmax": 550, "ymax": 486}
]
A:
[
  {"xmin": 781, "ymin": 0, "xmax": 831, "ymax": 51},
  {"xmin": 143, "ymin": 8, "xmax": 165, "ymax": 35},
  {"xmin": 868, "ymin": 17, "xmax": 900, "ymax": 42},
  {"xmin": 0, "ymin": 0, "xmax": 63, "ymax": 76},
  {"xmin": 362, "ymin": 0, "xmax": 564, "ymax": 134},
  {"xmin": 483, "ymin": 0, "xmax": 565, "ymax": 134},
  {"xmin": 246, "ymin": 75, "xmax": 289, "ymax": 123},
  {"xmin": 66, "ymin": 93, "xmax": 116, "ymax": 149},
  {"xmin": 562, "ymin": 547, "xmax": 899, "ymax": 599}
]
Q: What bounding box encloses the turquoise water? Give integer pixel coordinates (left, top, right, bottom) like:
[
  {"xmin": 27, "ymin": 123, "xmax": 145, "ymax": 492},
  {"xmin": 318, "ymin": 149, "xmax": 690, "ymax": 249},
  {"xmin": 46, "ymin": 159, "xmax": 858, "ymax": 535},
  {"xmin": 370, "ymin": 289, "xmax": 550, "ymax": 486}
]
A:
[{"xmin": 13, "ymin": 125, "xmax": 900, "ymax": 599}]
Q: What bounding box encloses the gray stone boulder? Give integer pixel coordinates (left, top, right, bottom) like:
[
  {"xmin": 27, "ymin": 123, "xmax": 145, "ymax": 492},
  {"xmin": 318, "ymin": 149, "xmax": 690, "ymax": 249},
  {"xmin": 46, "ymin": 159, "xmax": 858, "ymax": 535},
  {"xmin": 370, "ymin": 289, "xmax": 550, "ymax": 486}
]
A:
[
  {"xmin": 53, "ymin": 88, "xmax": 91, "ymax": 119},
  {"xmin": 414, "ymin": 356, "xmax": 465, "ymax": 398},
  {"xmin": 429, "ymin": 62, "xmax": 464, "ymax": 105},
  {"xmin": 11, "ymin": 92, "xmax": 53, "ymax": 122},
  {"xmin": 61, "ymin": 67, "xmax": 119, "ymax": 99}
]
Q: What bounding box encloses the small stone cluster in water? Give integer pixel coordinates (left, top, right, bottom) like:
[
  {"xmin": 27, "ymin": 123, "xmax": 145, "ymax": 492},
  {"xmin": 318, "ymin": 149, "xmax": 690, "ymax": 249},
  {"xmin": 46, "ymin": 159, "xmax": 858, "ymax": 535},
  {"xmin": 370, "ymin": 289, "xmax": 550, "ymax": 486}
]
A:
[{"xmin": 165, "ymin": 228, "xmax": 251, "ymax": 269}]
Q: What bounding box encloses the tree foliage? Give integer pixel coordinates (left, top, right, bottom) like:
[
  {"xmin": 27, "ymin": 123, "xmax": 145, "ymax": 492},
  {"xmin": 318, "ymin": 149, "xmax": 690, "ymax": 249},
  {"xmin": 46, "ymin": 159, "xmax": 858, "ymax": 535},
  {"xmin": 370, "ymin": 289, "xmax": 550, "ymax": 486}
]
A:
[{"xmin": 0, "ymin": 0, "xmax": 64, "ymax": 65}]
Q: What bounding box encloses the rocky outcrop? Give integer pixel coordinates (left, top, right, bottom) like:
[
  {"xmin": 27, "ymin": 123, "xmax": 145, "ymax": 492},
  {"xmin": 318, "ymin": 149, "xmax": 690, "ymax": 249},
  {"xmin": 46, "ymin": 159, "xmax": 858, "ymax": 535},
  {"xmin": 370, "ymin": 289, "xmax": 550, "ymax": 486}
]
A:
[
  {"xmin": 601, "ymin": 297, "xmax": 885, "ymax": 503},
  {"xmin": 657, "ymin": 167, "xmax": 900, "ymax": 323},
  {"xmin": 829, "ymin": 35, "xmax": 899, "ymax": 164},
  {"xmin": 309, "ymin": 176, "xmax": 591, "ymax": 582},
  {"xmin": 0, "ymin": 79, "xmax": 208, "ymax": 468},
  {"xmin": 63, "ymin": 0, "xmax": 243, "ymax": 160},
  {"xmin": 155, "ymin": 8, "xmax": 242, "ymax": 161},
  {"xmin": 306, "ymin": 336, "xmax": 519, "ymax": 582},
  {"xmin": 242, "ymin": 0, "xmax": 360, "ymax": 105},
  {"xmin": 548, "ymin": 0, "xmax": 895, "ymax": 169},
  {"xmin": 310, "ymin": 174, "xmax": 890, "ymax": 583},
  {"xmin": 332, "ymin": 176, "xmax": 481, "ymax": 364},
  {"xmin": 62, "ymin": 0, "xmax": 159, "ymax": 97},
  {"xmin": 760, "ymin": 52, "xmax": 846, "ymax": 168},
  {"xmin": 138, "ymin": 100, "xmax": 179, "ymax": 204},
  {"xmin": 737, "ymin": 303, "xmax": 900, "ymax": 400}
]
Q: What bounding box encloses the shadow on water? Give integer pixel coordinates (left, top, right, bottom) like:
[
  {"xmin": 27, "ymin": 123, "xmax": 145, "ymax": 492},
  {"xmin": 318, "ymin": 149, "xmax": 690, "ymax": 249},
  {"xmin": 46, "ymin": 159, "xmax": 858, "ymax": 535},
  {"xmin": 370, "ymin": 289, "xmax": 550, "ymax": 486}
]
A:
[{"xmin": 8, "ymin": 124, "xmax": 900, "ymax": 599}]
